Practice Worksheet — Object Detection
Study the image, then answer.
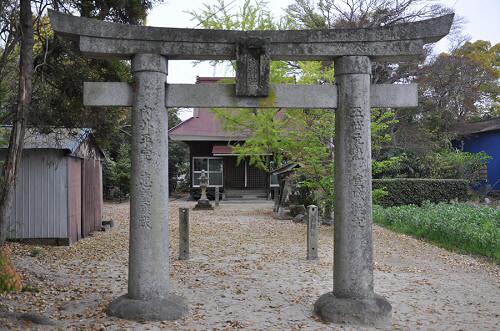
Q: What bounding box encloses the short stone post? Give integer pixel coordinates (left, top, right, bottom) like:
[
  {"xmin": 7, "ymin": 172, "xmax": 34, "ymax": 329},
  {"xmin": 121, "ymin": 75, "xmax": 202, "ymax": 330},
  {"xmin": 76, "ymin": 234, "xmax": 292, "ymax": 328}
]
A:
[
  {"xmin": 314, "ymin": 56, "xmax": 391, "ymax": 327},
  {"xmin": 108, "ymin": 54, "xmax": 187, "ymax": 321},
  {"xmin": 179, "ymin": 208, "xmax": 189, "ymax": 260},
  {"xmin": 215, "ymin": 186, "xmax": 220, "ymax": 207},
  {"xmin": 307, "ymin": 205, "xmax": 319, "ymax": 260}
]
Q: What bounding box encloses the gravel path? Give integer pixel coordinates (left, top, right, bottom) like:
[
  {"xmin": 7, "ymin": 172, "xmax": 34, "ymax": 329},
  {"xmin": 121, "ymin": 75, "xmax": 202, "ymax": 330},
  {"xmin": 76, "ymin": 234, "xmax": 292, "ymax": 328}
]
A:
[{"xmin": 1, "ymin": 201, "xmax": 499, "ymax": 330}]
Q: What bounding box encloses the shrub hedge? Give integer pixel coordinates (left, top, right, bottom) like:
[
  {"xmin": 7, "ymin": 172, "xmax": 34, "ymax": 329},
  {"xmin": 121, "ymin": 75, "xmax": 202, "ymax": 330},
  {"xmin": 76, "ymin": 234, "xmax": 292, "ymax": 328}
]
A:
[{"xmin": 373, "ymin": 178, "xmax": 469, "ymax": 207}]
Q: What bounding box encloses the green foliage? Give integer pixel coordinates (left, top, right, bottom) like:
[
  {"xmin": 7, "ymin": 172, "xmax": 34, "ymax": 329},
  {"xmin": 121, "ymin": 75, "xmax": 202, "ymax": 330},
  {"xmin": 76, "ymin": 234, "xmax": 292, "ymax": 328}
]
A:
[
  {"xmin": 423, "ymin": 150, "xmax": 491, "ymax": 181},
  {"xmin": 213, "ymin": 107, "xmax": 288, "ymax": 170},
  {"xmin": 455, "ymin": 41, "xmax": 499, "ymax": 116},
  {"xmin": 456, "ymin": 40, "xmax": 500, "ymax": 78},
  {"xmin": 373, "ymin": 178, "xmax": 469, "ymax": 207},
  {"xmin": 372, "ymin": 187, "xmax": 389, "ymax": 205},
  {"xmin": 189, "ymin": 0, "xmax": 275, "ymax": 30},
  {"xmin": 30, "ymin": 36, "xmax": 133, "ymax": 150},
  {"xmin": 377, "ymin": 40, "xmax": 500, "ymax": 154},
  {"xmin": 76, "ymin": 0, "xmax": 163, "ymax": 24},
  {"xmin": 373, "ymin": 150, "xmax": 491, "ymax": 181},
  {"xmin": 373, "ymin": 202, "xmax": 500, "ymax": 263},
  {"xmin": 416, "ymin": 41, "xmax": 499, "ymax": 131},
  {"xmin": 371, "ymin": 108, "xmax": 398, "ymax": 157},
  {"xmin": 284, "ymin": 108, "xmax": 335, "ymax": 206},
  {"xmin": 188, "ymin": 0, "xmax": 293, "ymax": 69},
  {"xmin": 372, "ymin": 155, "xmax": 405, "ymax": 178},
  {"xmin": 103, "ymin": 143, "xmax": 131, "ymax": 198}
]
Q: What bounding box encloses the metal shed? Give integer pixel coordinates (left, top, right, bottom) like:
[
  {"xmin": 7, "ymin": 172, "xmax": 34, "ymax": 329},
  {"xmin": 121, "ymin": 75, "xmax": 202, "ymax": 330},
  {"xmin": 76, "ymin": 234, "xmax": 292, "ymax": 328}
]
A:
[
  {"xmin": 457, "ymin": 118, "xmax": 500, "ymax": 191},
  {"xmin": 0, "ymin": 128, "xmax": 105, "ymax": 245}
]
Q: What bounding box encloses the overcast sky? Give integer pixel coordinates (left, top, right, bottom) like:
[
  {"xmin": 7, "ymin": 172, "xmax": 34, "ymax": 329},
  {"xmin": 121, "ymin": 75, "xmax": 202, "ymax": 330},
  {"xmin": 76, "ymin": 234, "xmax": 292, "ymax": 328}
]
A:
[{"xmin": 147, "ymin": 0, "xmax": 500, "ymax": 119}]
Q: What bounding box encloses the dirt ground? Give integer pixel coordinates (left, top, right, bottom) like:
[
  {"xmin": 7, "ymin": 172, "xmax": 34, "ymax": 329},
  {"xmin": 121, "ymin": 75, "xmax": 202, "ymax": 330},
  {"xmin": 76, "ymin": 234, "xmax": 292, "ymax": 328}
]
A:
[{"xmin": 0, "ymin": 200, "xmax": 499, "ymax": 330}]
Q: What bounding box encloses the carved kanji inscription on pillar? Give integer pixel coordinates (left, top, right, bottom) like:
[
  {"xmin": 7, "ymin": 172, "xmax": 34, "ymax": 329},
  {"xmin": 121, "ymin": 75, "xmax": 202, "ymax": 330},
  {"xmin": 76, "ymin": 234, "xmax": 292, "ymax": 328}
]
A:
[
  {"xmin": 351, "ymin": 173, "xmax": 368, "ymax": 227},
  {"xmin": 348, "ymin": 106, "xmax": 369, "ymax": 228},
  {"xmin": 348, "ymin": 107, "xmax": 366, "ymax": 161},
  {"xmin": 236, "ymin": 38, "xmax": 270, "ymax": 97}
]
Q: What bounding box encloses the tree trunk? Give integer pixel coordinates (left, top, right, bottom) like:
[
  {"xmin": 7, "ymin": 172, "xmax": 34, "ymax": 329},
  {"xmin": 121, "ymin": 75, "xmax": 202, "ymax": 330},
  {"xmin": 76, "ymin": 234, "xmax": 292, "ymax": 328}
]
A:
[{"xmin": 0, "ymin": 0, "xmax": 34, "ymax": 244}]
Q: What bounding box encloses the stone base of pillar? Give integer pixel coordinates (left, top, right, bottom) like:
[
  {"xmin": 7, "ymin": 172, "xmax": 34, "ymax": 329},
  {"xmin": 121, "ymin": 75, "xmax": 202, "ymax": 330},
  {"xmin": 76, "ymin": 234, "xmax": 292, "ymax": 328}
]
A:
[
  {"xmin": 314, "ymin": 292, "xmax": 392, "ymax": 328},
  {"xmin": 193, "ymin": 199, "xmax": 213, "ymax": 210},
  {"xmin": 107, "ymin": 294, "xmax": 188, "ymax": 321}
]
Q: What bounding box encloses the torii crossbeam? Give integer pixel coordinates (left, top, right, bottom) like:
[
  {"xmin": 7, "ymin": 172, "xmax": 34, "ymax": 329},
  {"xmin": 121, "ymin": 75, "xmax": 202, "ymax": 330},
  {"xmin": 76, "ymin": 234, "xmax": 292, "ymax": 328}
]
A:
[
  {"xmin": 84, "ymin": 82, "xmax": 418, "ymax": 109},
  {"xmin": 49, "ymin": 10, "xmax": 453, "ymax": 327}
]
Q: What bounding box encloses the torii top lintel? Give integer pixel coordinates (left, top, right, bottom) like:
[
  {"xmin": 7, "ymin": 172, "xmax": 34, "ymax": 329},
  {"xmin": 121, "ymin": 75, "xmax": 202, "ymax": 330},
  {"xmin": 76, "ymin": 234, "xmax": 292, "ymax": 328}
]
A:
[{"xmin": 49, "ymin": 10, "xmax": 453, "ymax": 62}]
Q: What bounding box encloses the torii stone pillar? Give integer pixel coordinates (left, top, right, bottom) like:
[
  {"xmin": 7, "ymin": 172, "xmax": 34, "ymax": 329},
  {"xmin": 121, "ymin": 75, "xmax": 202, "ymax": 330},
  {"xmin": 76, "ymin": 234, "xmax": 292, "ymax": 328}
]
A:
[
  {"xmin": 107, "ymin": 54, "xmax": 188, "ymax": 320},
  {"xmin": 314, "ymin": 56, "xmax": 391, "ymax": 327}
]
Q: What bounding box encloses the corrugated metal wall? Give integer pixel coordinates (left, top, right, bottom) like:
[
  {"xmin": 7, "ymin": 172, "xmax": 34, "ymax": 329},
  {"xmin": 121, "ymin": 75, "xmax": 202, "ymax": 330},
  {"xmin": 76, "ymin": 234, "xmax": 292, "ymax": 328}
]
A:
[
  {"xmin": 8, "ymin": 150, "xmax": 68, "ymax": 239},
  {"xmin": 68, "ymin": 157, "xmax": 82, "ymax": 243},
  {"xmin": 82, "ymin": 158, "xmax": 103, "ymax": 236}
]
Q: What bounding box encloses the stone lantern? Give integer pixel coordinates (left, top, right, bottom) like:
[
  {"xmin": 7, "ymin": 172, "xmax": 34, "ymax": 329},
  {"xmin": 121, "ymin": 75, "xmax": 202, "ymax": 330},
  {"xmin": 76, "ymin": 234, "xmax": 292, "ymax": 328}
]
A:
[{"xmin": 194, "ymin": 170, "xmax": 213, "ymax": 210}]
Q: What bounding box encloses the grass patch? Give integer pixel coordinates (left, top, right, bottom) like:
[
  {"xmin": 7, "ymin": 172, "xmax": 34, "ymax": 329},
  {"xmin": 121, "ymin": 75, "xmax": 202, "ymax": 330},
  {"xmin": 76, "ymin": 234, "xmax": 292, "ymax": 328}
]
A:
[{"xmin": 373, "ymin": 202, "xmax": 500, "ymax": 263}]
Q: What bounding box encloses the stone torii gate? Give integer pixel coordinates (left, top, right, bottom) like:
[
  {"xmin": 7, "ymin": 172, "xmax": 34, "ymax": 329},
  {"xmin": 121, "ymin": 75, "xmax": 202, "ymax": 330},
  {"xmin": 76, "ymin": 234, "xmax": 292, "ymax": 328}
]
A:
[{"xmin": 50, "ymin": 11, "xmax": 452, "ymax": 326}]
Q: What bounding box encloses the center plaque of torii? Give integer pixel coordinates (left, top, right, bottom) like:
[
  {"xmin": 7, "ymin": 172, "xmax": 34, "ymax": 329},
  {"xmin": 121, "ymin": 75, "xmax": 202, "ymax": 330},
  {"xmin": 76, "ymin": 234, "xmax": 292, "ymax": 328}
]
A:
[{"xmin": 50, "ymin": 11, "xmax": 453, "ymax": 326}]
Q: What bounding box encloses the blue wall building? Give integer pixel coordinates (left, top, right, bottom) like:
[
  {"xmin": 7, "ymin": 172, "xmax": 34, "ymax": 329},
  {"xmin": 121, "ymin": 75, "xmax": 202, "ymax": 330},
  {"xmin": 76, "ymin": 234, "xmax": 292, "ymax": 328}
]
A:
[{"xmin": 459, "ymin": 118, "xmax": 500, "ymax": 191}]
